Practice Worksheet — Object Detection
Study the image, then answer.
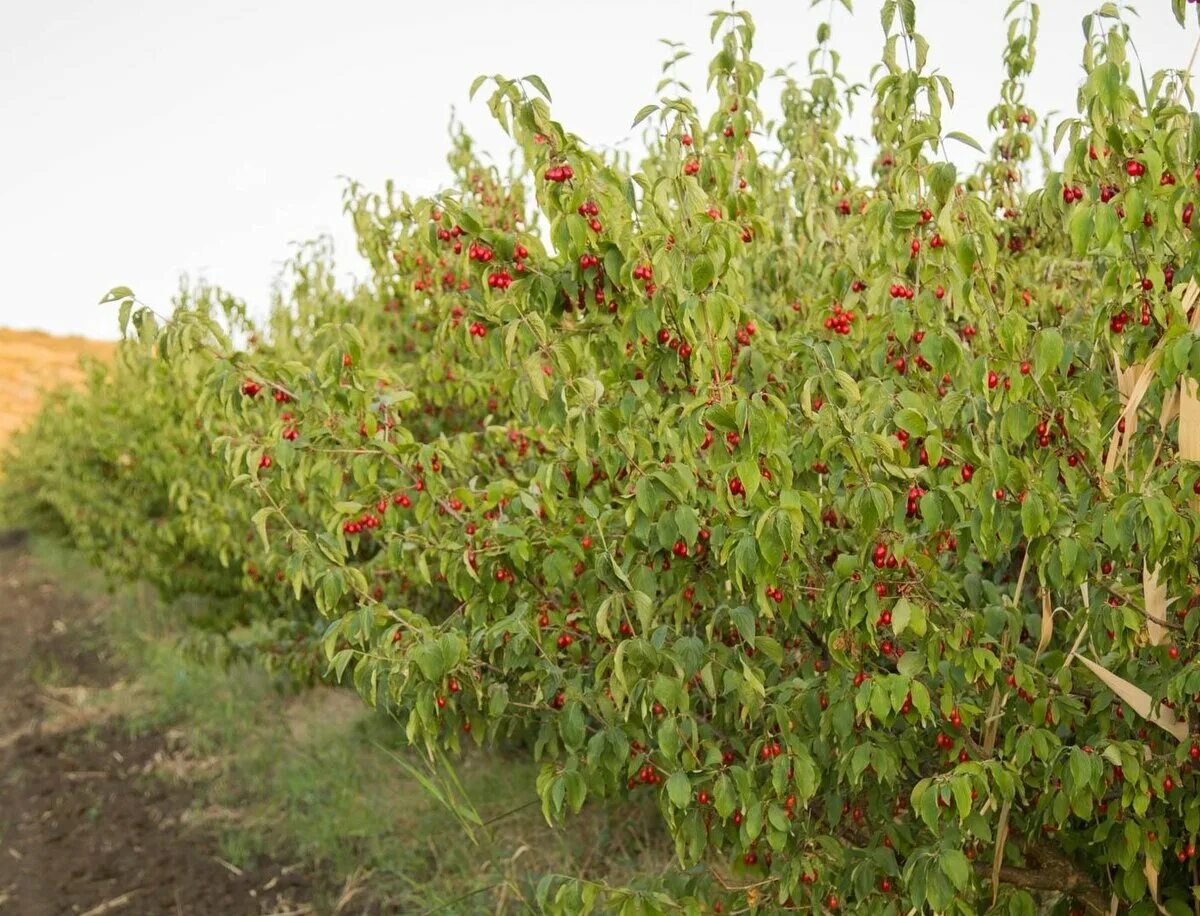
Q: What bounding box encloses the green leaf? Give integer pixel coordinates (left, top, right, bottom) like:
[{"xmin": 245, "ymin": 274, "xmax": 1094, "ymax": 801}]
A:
[
  {"xmin": 675, "ymin": 505, "xmax": 700, "ymax": 544},
  {"xmin": 1033, "ymin": 328, "xmax": 1064, "ymax": 380},
  {"xmin": 523, "ymin": 74, "xmax": 553, "ymax": 102},
  {"xmin": 945, "ymin": 131, "xmax": 984, "ymax": 154},
  {"xmin": 730, "ymin": 606, "xmax": 756, "ymax": 644},
  {"xmin": 940, "ymin": 848, "xmax": 971, "ymax": 890},
  {"xmin": 1068, "ymin": 206, "xmax": 1094, "ymax": 255},
  {"xmin": 251, "ymin": 506, "xmax": 272, "ymax": 550},
  {"xmin": 100, "ymin": 285, "xmax": 134, "ymax": 304},
  {"xmin": 666, "ymin": 771, "xmax": 691, "ymax": 808},
  {"xmin": 631, "ymin": 104, "xmax": 659, "ymax": 128},
  {"xmin": 894, "ymin": 408, "xmax": 927, "ymax": 436}
]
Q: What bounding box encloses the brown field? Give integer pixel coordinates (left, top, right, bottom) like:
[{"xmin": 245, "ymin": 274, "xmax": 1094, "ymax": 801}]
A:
[{"xmin": 0, "ymin": 329, "xmax": 114, "ymax": 448}]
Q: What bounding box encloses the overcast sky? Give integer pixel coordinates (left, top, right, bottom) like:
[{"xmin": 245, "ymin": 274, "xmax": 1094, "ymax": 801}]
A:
[{"xmin": 0, "ymin": 1, "xmax": 1193, "ymax": 340}]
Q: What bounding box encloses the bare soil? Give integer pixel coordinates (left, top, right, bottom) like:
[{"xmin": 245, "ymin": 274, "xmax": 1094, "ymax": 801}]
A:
[
  {"xmin": 0, "ymin": 328, "xmax": 113, "ymax": 448},
  {"xmin": 0, "ymin": 545, "xmax": 317, "ymax": 915}
]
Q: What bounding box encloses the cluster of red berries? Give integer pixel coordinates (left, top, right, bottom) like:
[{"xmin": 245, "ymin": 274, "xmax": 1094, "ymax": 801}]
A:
[
  {"xmin": 758, "ymin": 739, "xmax": 785, "ymax": 760},
  {"xmin": 578, "ymin": 252, "xmax": 600, "ymax": 270},
  {"xmin": 1108, "ymin": 307, "xmax": 1147, "ymax": 334},
  {"xmin": 241, "ymin": 380, "xmax": 262, "ymax": 397},
  {"xmin": 1125, "ymin": 159, "xmax": 1146, "ymax": 177},
  {"xmin": 343, "ymin": 512, "xmax": 380, "ymax": 535},
  {"xmin": 486, "ymin": 270, "xmax": 512, "ymax": 289},
  {"xmin": 683, "ymin": 158, "xmax": 700, "ymax": 176},
  {"xmin": 872, "ymin": 542, "xmax": 899, "ymax": 569},
  {"xmin": 888, "ymin": 283, "xmax": 916, "ymax": 299},
  {"xmin": 823, "ymin": 303, "xmax": 856, "ymax": 335},
  {"xmin": 629, "ymin": 764, "xmax": 662, "ymax": 788},
  {"xmin": 435, "ymin": 224, "xmax": 465, "ymax": 243},
  {"xmin": 728, "ymin": 476, "xmax": 745, "ymax": 497},
  {"xmin": 735, "ymin": 321, "xmax": 757, "ymax": 346},
  {"xmin": 467, "ymin": 242, "xmax": 494, "ymax": 262},
  {"xmin": 655, "ymin": 327, "xmax": 693, "ymax": 359},
  {"xmin": 468, "ymin": 321, "xmax": 488, "ymax": 337},
  {"xmin": 543, "ymin": 163, "xmax": 574, "ymax": 182},
  {"xmin": 1061, "ymin": 184, "xmax": 1084, "ymax": 203},
  {"xmin": 629, "ymin": 262, "xmax": 655, "ymax": 296},
  {"xmin": 576, "ymin": 200, "xmax": 602, "ymax": 232},
  {"xmin": 493, "ymin": 566, "xmax": 515, "ymax": 583},
  {"xmin": 905, "ymin": 486, "xmax": 924, "ymax": 518},
  {"xmin": 764, "ymin": 586, "xmax": 784, "ymax": 603}
]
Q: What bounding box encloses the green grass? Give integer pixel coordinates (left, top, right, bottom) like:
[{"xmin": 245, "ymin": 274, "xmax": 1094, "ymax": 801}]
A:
[{"xmin": 27, "ymin": 538, "xmax": 673, "ymax": 914}]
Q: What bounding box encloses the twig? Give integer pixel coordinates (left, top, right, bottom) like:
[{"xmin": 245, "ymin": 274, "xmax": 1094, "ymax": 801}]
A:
[{"xmin": 79, "ymin": 890, "xmax": 143, "ymax": 916}]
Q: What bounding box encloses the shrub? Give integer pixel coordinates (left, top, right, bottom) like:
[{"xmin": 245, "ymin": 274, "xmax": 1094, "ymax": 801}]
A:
[{"xmin": 9, "ymin": 1, "xmax": 1200, "ymax": 911}]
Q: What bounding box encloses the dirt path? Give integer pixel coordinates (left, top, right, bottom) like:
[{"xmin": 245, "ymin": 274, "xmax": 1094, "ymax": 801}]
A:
[{"xmin": 0, "ymin": 543, "xmax": 316, "ymax": 915}]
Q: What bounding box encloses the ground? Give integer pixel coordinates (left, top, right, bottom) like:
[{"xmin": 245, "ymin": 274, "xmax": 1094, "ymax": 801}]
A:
[
  {"xmin": 0, "ymin": 539, "xmax": 670, "ymax": 915},
  {"xmin": 0, "ymin": 329, "xmax": 113, "ymax": 448},
  {"xmin": 0, "ymin": 544, "xmax": 313, "ymax": 915}
]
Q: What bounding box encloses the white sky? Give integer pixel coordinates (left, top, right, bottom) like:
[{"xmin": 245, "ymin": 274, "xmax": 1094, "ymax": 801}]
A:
[{"xmin": 0, "ymin": 1, "xmax": 1193, "ymax": 340}]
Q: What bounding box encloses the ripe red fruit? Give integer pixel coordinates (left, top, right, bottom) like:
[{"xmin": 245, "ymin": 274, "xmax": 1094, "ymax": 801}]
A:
[
  {"xmin": 341, "ymin": 353, "xmax": 352, "ymax": 368},
  {"xmin": 987, "ymin": 370, "xmax": 999, "ymax": 389}
]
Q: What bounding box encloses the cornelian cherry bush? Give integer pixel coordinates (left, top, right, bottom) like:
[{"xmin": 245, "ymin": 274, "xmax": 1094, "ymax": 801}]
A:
[{"xmin": 10, "ymin": 0, "xmax": 1200, "ymax": 911}]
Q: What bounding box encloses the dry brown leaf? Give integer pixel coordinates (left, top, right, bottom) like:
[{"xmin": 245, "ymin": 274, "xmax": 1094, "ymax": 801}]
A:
[
  {"xmin": 1143, "ymin": 564, "xmax": 1167, "ymax": 647},
  {"xmin": 1185, "ymin": 280, "xmax": 1200, "ymax": 329},
  {"xmin": 1181, "ymin": 377, "xmax": 1199, "ymax": 455},
  {"xmin": 1073, "ymin": 655, "xmax": 1189, "ymax": 742},
  {"xmin": 1115, "ymin": 353, "xmax": 1162, "ymax": 468},
  {"xmin": 991, "ymin": 799, "xmax": 1011, "ymax": 906},
  {"xmin": 1035, "ymin": 589, "xmax": 1053, "ymax": 660},
  {"xmin": 1183, "ymin": 378, "xmax": 1200, "ymax": 513}
]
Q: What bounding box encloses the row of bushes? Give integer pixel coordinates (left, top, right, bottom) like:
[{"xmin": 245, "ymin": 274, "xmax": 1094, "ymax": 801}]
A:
[{"xmin": 7, "ymin": 2, "xmax": 1200, "ymax": 911}]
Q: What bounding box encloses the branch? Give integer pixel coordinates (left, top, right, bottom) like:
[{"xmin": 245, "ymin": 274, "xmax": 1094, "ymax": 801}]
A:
[{"xmin": 975, "ymin": 846, "xmax": 1111, "ymax": 915}]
